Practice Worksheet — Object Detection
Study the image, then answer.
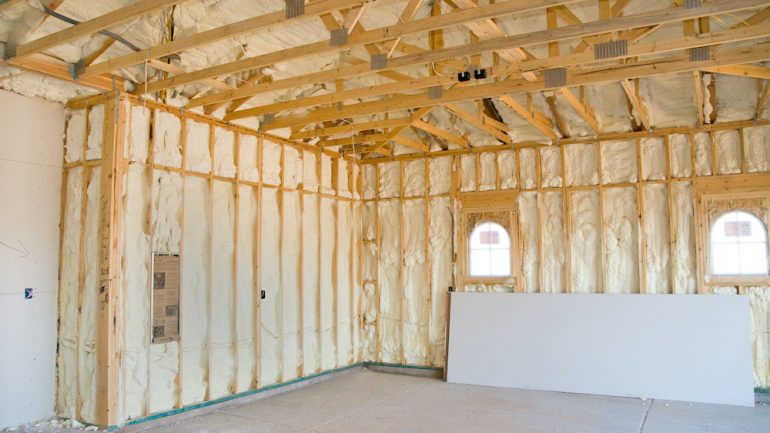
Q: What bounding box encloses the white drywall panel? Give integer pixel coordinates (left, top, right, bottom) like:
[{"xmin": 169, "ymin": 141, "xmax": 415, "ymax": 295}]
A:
[
  {"xmin": 447, "ymin": 293, "xmax": 754, "ymax": 406},
  {"xmin": 0, "ymin": 90, "xmax": 64, "ymax": 429}
]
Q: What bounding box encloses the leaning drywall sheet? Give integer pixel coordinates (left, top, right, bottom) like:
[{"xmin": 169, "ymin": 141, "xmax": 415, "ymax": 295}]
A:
[
  {"xmin": 447, "ymin": 293, "xmax": 755, "ymax": 406},
  {"xmin": 379, "ymin": 200, "xmax": 402, "ymax": 363}
]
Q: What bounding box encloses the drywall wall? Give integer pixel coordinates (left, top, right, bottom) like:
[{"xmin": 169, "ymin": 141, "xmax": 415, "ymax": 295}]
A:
[
  {"xmin": 0, "ymin": 90, "xmax": 64, "ymax": 429},
  {"xmin": 56, "ymin": 95, "xmax": 363, "ymax": 427},
  {"xmin": 447, "ymin": 293, "xmax": 754, "ymax": 406},
  {"xmin": 362, "ymin": 127, "xmax": 770, "ymax": 383}
]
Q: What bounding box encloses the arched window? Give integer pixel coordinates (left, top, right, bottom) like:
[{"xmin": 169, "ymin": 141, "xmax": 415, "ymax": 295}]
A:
[
  {"xmin": 469, "ymin": 222, "xmax": 511, "ymax": 277},
  {"xmin": 710, "ymin": 210, "xmax": 769, "ymax": 276}
]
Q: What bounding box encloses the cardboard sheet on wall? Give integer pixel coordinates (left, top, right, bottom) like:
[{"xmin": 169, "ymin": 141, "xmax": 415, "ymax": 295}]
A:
[{"xmin": 152, "ymin": 254, "xmax": 180, "ymax": 344}]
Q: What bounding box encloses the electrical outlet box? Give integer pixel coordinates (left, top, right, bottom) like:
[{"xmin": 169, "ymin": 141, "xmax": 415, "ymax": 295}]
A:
[{"xmin": 24, "ymin": 288, "xmax": 33, "ymax": 299}]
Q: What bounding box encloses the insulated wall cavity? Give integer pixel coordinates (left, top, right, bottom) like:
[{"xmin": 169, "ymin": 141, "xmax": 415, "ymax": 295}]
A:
[
  {"xmin": 603, "ymin": 187, "xmax": 639, "ymax": 294},
  {"xmin": 403, "ymin": 200, "xmax": 429, "ymax": 365},
  {"xmin": 378, "ymin": 200, "xmax": 402, "ymax": 363},
  {"xmin": 569, "ymin": 191, "xmax": 601, "ymax": 293},
  {"xmin": 260, "ymin": 188, "xmax": 281, "ymax": 386},
  {"xmin": 282, "ymin": 191, "xmax": 302, "ymax": 380}
]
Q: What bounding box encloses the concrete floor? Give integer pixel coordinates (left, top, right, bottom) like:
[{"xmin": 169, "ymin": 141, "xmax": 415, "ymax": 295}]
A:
[{"xmin": 6, "ymin": 370, "xmax": 770, "ymax": 433}]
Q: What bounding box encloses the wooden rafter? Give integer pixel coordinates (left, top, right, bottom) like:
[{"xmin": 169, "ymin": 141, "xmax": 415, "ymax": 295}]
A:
[
  {"xmin": 544, "ymin": 92, "xmax": 570, "ymax": 138},
  {"xmin": 444, "ymin": 103, "xmax": 513, "ymax": 144},
  {"xmin": 292, "ymin": 117, "xmax": 411, "ymax": 140},
  {"xmin": 260, "ymin": 41, "xmax": 770, "ymax": 131},
  {"xmin": 558, "ymin": 87, "xmax": 600, "ymax": 134},
  {"xmin": 133, "ymin": 0, "xmax": 578, "ymax": 94},
  {"xmin": 186, "ymin": 4, "xmax": 770, "ymax": 113},
  {"xmin": 365, "ymin": 106, "xmax": 434, "ymax": 155},
  {"xmin": 80, "ymin": 0, "xmax": 372, "ymax": 78},
  {"xmin": 757, "ymin": 80, "xmax": 770, "ymax": 119},
  {"xmin": 10, "ymin": 0, "xmax": 193, "ymax": 59},
  {"xmin": 498, "ymin": 94, "xmax": 558, "ymax": 140},
  {"xmin": 412, "ymin": 119, "xmax": 469, "ymax": 148},
  {"xmin": 620, "ymin": 78, "xmax": 651, "ymax": 131},
  {"xmin": 705, "ymin": 64, "xmax": 770, "ymax": 80}
]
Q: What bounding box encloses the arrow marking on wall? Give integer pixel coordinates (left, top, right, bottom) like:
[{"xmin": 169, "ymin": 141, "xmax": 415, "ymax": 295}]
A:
[{"xmin": 0, "ymin": 240, "xmax": 29, "ymax": 258}]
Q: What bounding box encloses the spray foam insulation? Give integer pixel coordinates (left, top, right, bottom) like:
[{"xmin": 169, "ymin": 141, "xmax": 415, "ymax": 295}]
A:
[
  {"xmin": 565, "ymin": 143, "xmax": 598, "ymax": 186},
  {"xmin": 641, "ymin": 137, "xmax": 666, "ymax": 181},
  {"xmin": 715, "ymin": 130, "xmax": 742, "ymax": 175},
  {"xmin": 601, "ymin": 140, "xmax": 637, "ymax": 184},
  {"xmin": 460, "ymin": 155, "xmax": 476, "ymax": 192},
  {"xmin": 570, "ymin": 191, "xmax": 601, "ymax": 293},
  {"xmin": 498, "ymin": 151, "xmax": 517, "ymax": 189},
  {"xmin": 540, "ymin": 148, "xmax": 562, "ymax": 188}
]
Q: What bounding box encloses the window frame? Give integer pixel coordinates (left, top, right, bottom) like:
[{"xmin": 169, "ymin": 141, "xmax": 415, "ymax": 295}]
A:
[
  {"xmin": 458, "ymin": 191, "xmax": 520, "ymax": 290},
  {"xmin": 708, "ymin": 210, "xmax": 769, "ymax": 278},
  {"xmin": 468, "ymin": 221, "xmax": 513, "ymax": 279},
  {"xmin": 695, "ymin": 174, "xmax": 770, "ymax": 292}
]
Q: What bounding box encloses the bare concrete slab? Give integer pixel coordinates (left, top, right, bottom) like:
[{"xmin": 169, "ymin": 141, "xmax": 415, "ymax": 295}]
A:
[{"xmin": 5, "ymin": 370, "xmax": 769, "ymax": 433}]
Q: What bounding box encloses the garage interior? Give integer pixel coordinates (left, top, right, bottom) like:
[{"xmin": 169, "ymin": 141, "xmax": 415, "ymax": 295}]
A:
[{"xmin": 1, "ymin": 0, "xmax": 770, "ymax": 432}]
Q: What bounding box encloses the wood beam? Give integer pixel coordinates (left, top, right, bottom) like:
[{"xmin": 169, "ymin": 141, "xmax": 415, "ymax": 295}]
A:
[
  {"xmin": 412, "ymin": 119, "xmax": 469, "ymax": 147},
  {"xmin": 705, "ymin": 64, "xmax": 770, "ymax": 80},
  {"xmin": 130, "ymin": 0, "xmax": 580, "ymax": 93},
  {"xmin": 558, "ymin": 87, "xmax": 600, "ymax": 133},
  {"xmin": 498, "ymin": 94, "xmax": 558, "ymax": 140},
  {"xmin": 444, "ymin": 103, "xmax": 513, "ymax": 144},
  {"xmin": 544, "ymin": 92, "xmax": 570, "ymax": 138},
  {"xmin": 186, "ymin": 10, "xmax": 770, "ymax": 112},
  {"xmin": 757, "ymin": 80, "xmax": 770, "ymax": 119},
  {"xmin": 262, "ymin": 41, "xmax": 770, "ymax": 130},
  {"xmin": 0, "ymin": 0, "xmax": 26, "ymax": 13},
  {"xmin": 81, "ymin": 0, "xmax": 373, "ymax": 77},
  {"xmin": 693, "ymin": 70, "xmax": 705, "ymax": 126},
  {"xmin": 365, "ymin": 106, "xmax": 434, "ymax": 155},
  {"xmin": 224, "ymin": 71, "xmax": 452, "ymax": 120},
  {"xmin": 7, "ymin": 53, "xmax": 121, "ymax": 91},
  {"xmin": 291, "ymin": 117, "xmax": 411, "ymax": 140},
  {"xmin": 620, "ymin": 78, "xmax": 651, "ymax": 131},
  {"xmin": 10, "ymin": 0, "xmax": 193, "ymax": 59}
]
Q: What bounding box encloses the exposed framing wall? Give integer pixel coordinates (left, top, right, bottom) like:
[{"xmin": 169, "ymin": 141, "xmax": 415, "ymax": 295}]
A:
[
  {"xmin": 361, "ymin": 123, "xmax": 770, "ymax": 385},
  {"xmin": 57, "ymin": 92, "xmax": 363, "ymax": 427}
]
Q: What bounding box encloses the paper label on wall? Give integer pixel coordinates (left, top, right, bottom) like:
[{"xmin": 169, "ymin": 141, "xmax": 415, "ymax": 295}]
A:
[{"xmin": 152, "ymin": 254, "xmax": 180, "ymax": 344}]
